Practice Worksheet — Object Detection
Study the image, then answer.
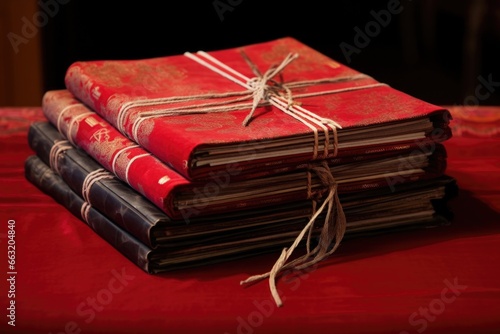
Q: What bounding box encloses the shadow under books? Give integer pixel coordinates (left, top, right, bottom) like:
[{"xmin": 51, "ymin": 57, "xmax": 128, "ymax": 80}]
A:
[{"xmin": 157, "ymin": 189, "xmax": 500, "ymax": 282}]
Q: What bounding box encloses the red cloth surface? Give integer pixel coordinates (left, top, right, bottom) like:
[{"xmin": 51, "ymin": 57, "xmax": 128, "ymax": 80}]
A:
[
  {"xmin": 1, "ymin": 106, "xmax": 499, "ymax": 334},
  {"xmin": 64, "ymin": 37, "xmax": 451, "ymax": 181}
]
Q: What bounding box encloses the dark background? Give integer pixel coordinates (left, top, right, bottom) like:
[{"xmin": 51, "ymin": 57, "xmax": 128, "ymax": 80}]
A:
[{"xmin": 40, "ymin": 0, "xmax": 500, "ymax": 107}]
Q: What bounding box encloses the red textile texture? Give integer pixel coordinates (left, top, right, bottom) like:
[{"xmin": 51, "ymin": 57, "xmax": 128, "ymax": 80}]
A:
[
  {"xmin": 1, "ymin": 106, "xmax": 499, "ymax": 334},
  {"xmin": 64, "ymin": 37, "xmax": 451, "ymax": 180}
]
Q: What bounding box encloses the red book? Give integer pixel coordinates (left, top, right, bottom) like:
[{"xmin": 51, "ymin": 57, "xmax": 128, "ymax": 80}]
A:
[
  {"xmin": 42, "ymin": 90, "xmax": 447, "ymax": 221},
  {"xmin": 64, "ymin": 37, "xmax": 452, "ymax": 180}
]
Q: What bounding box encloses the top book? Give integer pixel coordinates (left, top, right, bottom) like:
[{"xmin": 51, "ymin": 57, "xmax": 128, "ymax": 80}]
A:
[{"xmin": 65, "ymin": 37, "xmax": 452, "ymax": 181}]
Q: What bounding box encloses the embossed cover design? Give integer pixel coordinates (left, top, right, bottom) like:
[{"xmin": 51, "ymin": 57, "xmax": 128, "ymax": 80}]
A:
[{"xmin": 64, "ymin": 37, "xmax": 452, "ymax": 180}]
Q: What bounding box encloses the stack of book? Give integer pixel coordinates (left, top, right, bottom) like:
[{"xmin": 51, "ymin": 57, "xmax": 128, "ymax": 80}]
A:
[{"xmin": 25, "ymin": 37, "xmax": 457, "ymax": 305}]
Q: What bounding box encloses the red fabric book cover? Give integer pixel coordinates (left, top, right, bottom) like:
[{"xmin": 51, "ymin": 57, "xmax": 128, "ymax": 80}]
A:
[
  {"xmin": 42, "ymin": 90, "xmax": 189, "ymax": 219},
  {"xmin": 42, "ymin": 90, "xmax": 447, "ymax": 221},
  {"xmin": 64, "ymin": 37, "xmax": 451, "ymax": 180}
]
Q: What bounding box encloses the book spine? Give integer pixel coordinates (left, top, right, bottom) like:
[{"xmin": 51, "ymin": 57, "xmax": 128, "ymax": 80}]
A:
[
  {"xmin": 64, "ymin": 65, "xmax": 196, "ymax": 181},
  {"xmin": 27, "ymin": 121, "xmax": 172, "ymax": 248},
  {"xmin": 41, "ymin": 90, "xmax": 188, "ymax": 218},
  {"xmin": 24, "ymin": 155, "xmax": 152, "ymax": 273}
]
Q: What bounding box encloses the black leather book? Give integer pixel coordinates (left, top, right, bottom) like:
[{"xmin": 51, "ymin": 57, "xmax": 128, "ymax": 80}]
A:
[
  {"xmin": 24, "ymin": 151, "xmax": 458, "ymax": 273},
  {"xmin": 23, "ymin": 155, "xmax": 304, "ymax": 273},
  {"xmin": 28, "ymin": 121, "xmax": 173, "ymax": 248},
  {"xmin": 25, "ymin": 155, "xmax": 153, "ymax": 272},
  {"xmin": 27, "ymin": 121, "xmax": 458, "ymax": 253}
]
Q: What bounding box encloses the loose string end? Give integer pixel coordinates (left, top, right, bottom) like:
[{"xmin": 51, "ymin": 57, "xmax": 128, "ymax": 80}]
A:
[
  {"xmin": 242, "ymin": 98, "xmax": 261, "ymax": 126},
  {"xmin": 240, "ymin": 272, "xmax": 269, "ymax": 286},
  {"xmin": 239, "ymin": 162, "xmax": 346, "ymax": 307},
  {"xmin": 268, "ymin": 247, "xmax": 289, "ymax": 307},
  {"xmin": 242, "ymin": 114, "xmax": 253, "ymax": 127},
  {"xmin": 240, "ymin": 248, "xmax": 288, "ymax": 307}
]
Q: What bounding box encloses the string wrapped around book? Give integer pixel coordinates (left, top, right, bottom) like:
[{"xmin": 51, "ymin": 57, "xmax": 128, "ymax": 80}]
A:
[
  {"xmin": 114, "ymin": 50, "xmax": 386, "ymax": 306},
  {"xmin": 49, "ymin": 139, "xmax": 72, "ymax": 175},
  {"xmin": 241, "ymin": 161, "xmax": 346, "ymax": 307},
  {"xmin": 49, "ymin": 138, "xmax": 116, "ymax": 224},
  {"xmin": 80, "ymin": 168, "xmax": 115, "ymax": 223},
  {"xmin": 118, "ymin": 53, "xmax": 387, "ymax": 160}
]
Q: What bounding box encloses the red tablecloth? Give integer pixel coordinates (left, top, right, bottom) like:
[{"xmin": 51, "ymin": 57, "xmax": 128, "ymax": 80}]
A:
[{"xmin": 1, "ymin": 106, "xmax": 499, "ymax": 334}]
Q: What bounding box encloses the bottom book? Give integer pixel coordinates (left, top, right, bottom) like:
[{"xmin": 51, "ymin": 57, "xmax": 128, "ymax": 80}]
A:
[{"xmin": 25, "ymin": 154, "xmax": 458, "ymax": 274}]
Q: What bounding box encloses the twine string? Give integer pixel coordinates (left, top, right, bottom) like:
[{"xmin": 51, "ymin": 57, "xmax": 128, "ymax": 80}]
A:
[
  {"xmin": 111, "ymin": 145, "xmax": 140, "ymax": 175},
  {"xmin": 49, "ymin": 140, "xmax": 73, "ymax": 175},
  {"xmin": 115, "ymin": 50, "xmax": 388, "ymax": 161},
  {"xmin": 56, "ymin": 103, "xmax": 84, "ymax": 134},
  {"xmin": 239, "ymin": 51, "xmax": 299, "ymax": 126},
  {"xmin": 240, "ymin": 161, "xmax": 346, "ymax": 307},
  {"xmin": 106, "ymin": 50, "xmax": 382, "ymax": 306},
  {"xmin": 80, "ymin": 168, "xmax": 115, "ymax": 223},
  {"xmin": 80, "ymin": 202, "xmax": 92, "ymax": 224},
  {"xmin": 66, "ymin": 111, "xmax": 94, "ymax": 146}
]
